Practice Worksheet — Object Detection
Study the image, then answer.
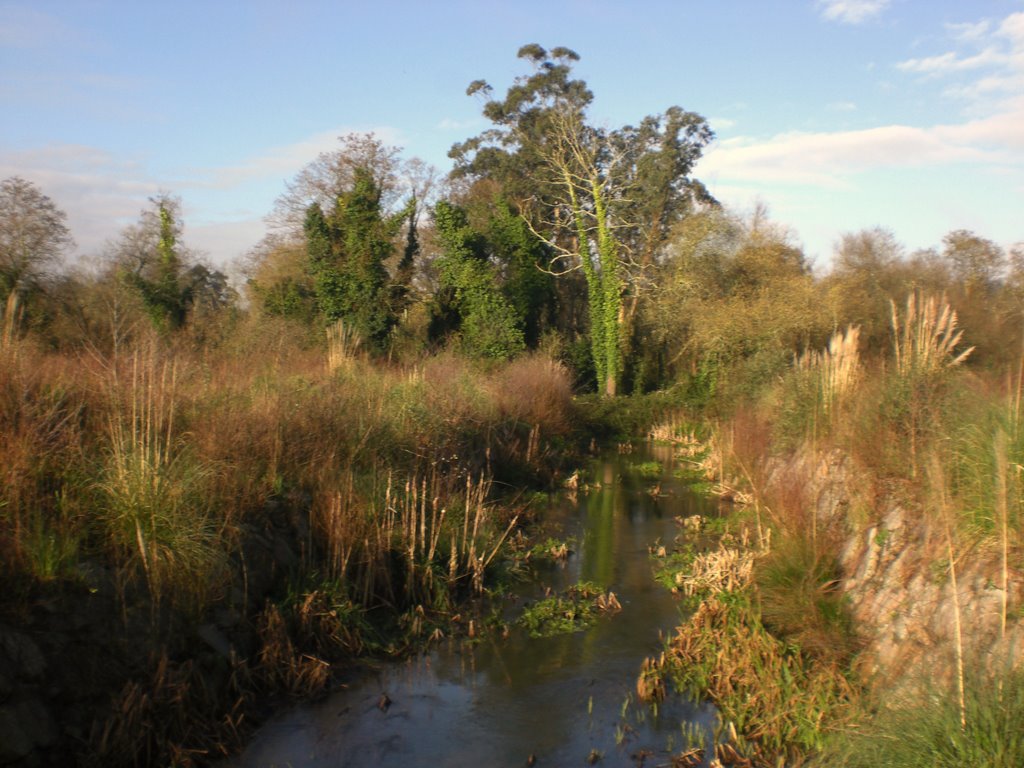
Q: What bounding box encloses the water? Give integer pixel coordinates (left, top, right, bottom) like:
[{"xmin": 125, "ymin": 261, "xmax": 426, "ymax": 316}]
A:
[{"xmin": 232, "ymin": 445, "xmax": 719, "ymax": 767}]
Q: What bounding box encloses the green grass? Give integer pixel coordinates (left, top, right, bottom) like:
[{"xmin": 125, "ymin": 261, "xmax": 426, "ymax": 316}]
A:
[
  {"xmin": 819, "ymin": 664, "xmax": 1024, "ymax": 768},
  {"xmin": 653, "ymin": 592, "xmax": 855, "ymax": 763}
]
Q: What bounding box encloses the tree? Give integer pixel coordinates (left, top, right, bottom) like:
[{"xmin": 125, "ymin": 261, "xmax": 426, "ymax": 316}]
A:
[
  {"xmin": 304, "ymin": 167, "xmax": 407, "ymax": 349},
  {"xmin": 429, "ymin": 199, "xmax": 525, "ymax": 359},
  {"xmin": 0, "ymin": 176, "xmax": 74, "ymax": 298},
  {"xmin": 245, "ymin": 233, "xmax": 317, "ymax": 322},
  {"xmin": 451, "ymin": 45, "xmax": 713, "ymax": 395},
  {"xmin": 112, "ymin": 194, "xmax": 232, "ymax": 337},
  {"xmin": 649, "ymin": 207, "xmax": 828, "ymax": 401},
  {"xmin": 120, "ymin": 196, "xmax": 191, "ymax": 332},
  {"xmin": 942, "ymin": 229, "xmax": 1005, "ymax": 297}
]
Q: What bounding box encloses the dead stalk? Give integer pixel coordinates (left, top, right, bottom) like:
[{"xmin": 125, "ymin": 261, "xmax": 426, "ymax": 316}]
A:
[{"xmin": 931, "ymin": 455, "xmax": 967, "ymax": 731}]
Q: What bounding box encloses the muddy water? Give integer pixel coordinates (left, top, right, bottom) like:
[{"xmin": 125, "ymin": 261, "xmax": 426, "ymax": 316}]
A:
[{"xmin": 233, "ymin": 445, "xmax": 719, "ymax": 767}]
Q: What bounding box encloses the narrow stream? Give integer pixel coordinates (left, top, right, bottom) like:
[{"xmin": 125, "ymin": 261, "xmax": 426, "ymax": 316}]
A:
[{"xmin": 233, "ymin": 444, "xmax": 719, "ymax": 767}]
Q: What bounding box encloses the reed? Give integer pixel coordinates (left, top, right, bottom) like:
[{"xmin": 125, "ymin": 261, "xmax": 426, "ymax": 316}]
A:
[
  {"xmin": 1, "ymin": 289, "xmax": 20, "ymax": 349},
  {"xmin": 795, "ymin": 324, "xmax": 861, "ymax": 434},
  {"xmin": 96, "ymin": 344, "xmax": 226, "ymax": 610},
  {"xmin": 325, "ymin": 318, "xmax": 361, "ymax": 372},
  {"xmin": 891, "ymin": 292, "xmax": 973, "ymax": 379}
]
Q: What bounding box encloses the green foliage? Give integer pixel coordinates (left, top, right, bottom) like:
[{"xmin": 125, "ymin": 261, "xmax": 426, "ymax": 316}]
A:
[
  {"xmin": 517, "ymin": 580, "xmax": 605, "ymax": 638},
  {"xmin": 305, "ymin": 167, "xmax": 404, "ymax": 350},
  {"xmin": 820, "ymin": 664, "xmax": 1024, "ymax": 768},
  {"xmin": 430, "ymin": 199, "xmax": 525, "ymax": 359},
  {"xmin": 484, "ymin": 197, "xmax": 554, "ymax": 347},
  {"xmin": 651, "ymin": 208, "xmax": 829, "ymax": 402},
  {"xmin": 575, "ymin": 388, "xmax": 688, "ymax": 441},
  {"xmin": 126, "ymin": 201, "xmax": 190, "ymax": 333}
]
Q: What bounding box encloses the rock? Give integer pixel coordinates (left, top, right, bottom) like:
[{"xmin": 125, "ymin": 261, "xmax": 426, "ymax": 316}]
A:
[
  {"xmin": 0, "ymin": 628, "xmax": 46, "ymax": 680},
  {"xmin": 0, "ymin": 705, "xmax": 33, "ymax": 762},
  {"xmin": 14, "ymin": 698, "xmax": 57, "ymax": 749},
  {"xmin": 0, "ymin": 699, "xmax": 53, "ymax": 763}
]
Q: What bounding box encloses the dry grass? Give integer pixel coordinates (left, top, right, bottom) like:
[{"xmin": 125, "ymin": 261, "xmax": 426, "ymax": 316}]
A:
[
  {"xmin": 795, "ymin": 325, "xmax": 861, "ymax": 431},
  {"xmin": 891, "ymin": 292, "xmax": 973, "ymax": 378},
  {"xmin": 325, "ymin": 318, "xmax": 361, "ymax": 372},
  {"xmin": 673, "ymin": 541, "xmax": 756, "ymax": 598},
  {"xmin": 92, "ymin": 652, "xmax": 253, "ymax": 768},
  {"xmin": 490, "ymin": 353, "xmax": 573, "ymax": 434}
]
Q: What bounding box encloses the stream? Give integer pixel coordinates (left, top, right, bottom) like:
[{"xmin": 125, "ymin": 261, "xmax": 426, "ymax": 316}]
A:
[{"xmin": 232, "ymin": 444, "xmax": 719, "ymax": 767}]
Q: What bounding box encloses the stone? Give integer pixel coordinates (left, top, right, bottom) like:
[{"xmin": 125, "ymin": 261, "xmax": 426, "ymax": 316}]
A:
[
  {"xmin": 0, "ymin": 628, "xmax": 46, "ymax": 681},
  {"xmin": 0, "ymin": 705, "xmax": 33, "ymax": 763},
  {"xmin": 14, "ymin": 698, "xmax": 57, "ymax": 749}
]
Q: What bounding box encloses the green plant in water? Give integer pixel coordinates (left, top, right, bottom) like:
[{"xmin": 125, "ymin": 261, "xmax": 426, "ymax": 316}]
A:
[
  {"xmin": 518, "ymin": 581, "xmax": 608, "ymax": 638},
  {"xmin": 644, "ymin": 592, "xmax": 855, "ymax": 763},
  {"xmin": 632, "ymin": 460, "xmax": 663, "ymax": 479},
  {"xmin": 527, "ymin": 536, "xmax": 575, "ymax": 561}
]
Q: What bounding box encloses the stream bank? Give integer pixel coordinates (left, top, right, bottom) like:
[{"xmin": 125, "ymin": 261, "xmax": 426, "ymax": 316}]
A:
[{"xmin": 230, "ymin": 447, "xmax": 721, "ymax": 768}]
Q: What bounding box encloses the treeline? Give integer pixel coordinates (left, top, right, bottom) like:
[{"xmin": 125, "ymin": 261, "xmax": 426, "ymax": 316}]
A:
[{"xmin": 3, "ymin": 49, "xmax": 1021, "ymax": 406}]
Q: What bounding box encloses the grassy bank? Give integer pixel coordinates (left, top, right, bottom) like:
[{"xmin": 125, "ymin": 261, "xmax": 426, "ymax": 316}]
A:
[
  {"xmin": 636, "ymin": 293, "xmax": 1024, "ymax": 766},
  {"xmin": 0, "ymin": 328, "xmax": 580, "ymax": 765}
]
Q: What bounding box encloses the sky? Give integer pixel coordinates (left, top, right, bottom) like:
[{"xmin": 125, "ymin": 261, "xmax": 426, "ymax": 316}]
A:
[{"xmin": 2, "ymin": 0, "xmax": 1022, "ymax": 272}]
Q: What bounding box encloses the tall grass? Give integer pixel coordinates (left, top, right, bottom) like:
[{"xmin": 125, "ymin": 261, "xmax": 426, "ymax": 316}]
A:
[
  {"xmin": 783, "ymin": 325, "xmax": 861, "ymax": 444},
  {"xmin": 820, "ymin": 664, "xmax": 1024, "ymax": 768},
  {"xmin": 96, "ymin": 345, "xmax": 227, "ymax": 611},
  {"xmin": 889, "ymin": 292, "xmax": 973, "ymax": 477},
  {"xmin": 325, "ymin": 318, "xmax": 361, "ymax": 372},
  {"xmin": 0, "ymin": 339, "xmax": 86, "ymax": 585},
  {"xmin": 891, "ymin": 292, "xmax": 974, "ymax": 379},
  {"xmin": 313, "ymin": 470, "xmax": 518, "ymax": 611}
]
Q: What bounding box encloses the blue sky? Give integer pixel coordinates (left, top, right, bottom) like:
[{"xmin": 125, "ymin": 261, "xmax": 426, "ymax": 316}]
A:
[{"xmin": 2, "ymin": 0, "xmax": 1022, "ymax": 270}]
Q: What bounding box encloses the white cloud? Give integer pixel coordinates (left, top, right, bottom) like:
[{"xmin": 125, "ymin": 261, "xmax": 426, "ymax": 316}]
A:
[
  {"xmin": 0, "ymin": 144, "xmax": 160, "ymax": 258},
  {"xmin": 0, "ymin": 126, "xmax": 408, "ymax": 265},
  {"xmin": 897, "ymin": 11, "xmax": 1024, "ymax": 102},
  {"xmin": 435, "ymin": 117, "xmax": 481, "ymax": 132},
  {"xmin": 827, "ymin": 101, "xmax": 857, "ymax": 112},
  {"xmin": 697, "ymin": 122, "xmax": 998, "ymax": 190},
  {"xmin": 816, "ymin": 0, "xmax": 890, "ymax": 25},
  {"xmin": 192, "ymin": 126, "xmax": 405, "ymax": 190},
  {"xmin": 897, "ymin": 47, "xmax": 1005, "ymax": 75},
  {"xmin": 945, "ymin": 19, "xmax": 992, "ymax": 43}
]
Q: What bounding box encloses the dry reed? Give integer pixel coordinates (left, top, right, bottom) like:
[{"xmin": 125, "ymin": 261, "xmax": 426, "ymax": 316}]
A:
[
  {"xmin": 325, "ymin": 318, "xmax": 361, "ymax": 372},
  {"xmin": 891, "ymin": 292, "xmax": 973, "ymax": 378}
]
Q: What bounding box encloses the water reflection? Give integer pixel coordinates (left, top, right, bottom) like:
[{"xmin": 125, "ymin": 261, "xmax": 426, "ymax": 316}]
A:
[{"xmin": 233, "ymin": 447, "xmax": 718, "ymax": 768}]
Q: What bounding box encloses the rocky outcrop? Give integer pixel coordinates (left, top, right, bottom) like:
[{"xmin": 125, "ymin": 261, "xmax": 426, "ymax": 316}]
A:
[
  {"xmin": 765, "ymin": 448, "xmax": 1023, "ymax": 684},
  {"xmin": 0, "ymin": 627, "xmax": 57, "ymax": 765}
]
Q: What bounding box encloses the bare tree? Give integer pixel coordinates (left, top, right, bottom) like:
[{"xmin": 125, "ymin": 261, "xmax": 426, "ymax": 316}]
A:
[{"xmin": 0, "ymin": 176, "xmax": 74, "ymax": 296}]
